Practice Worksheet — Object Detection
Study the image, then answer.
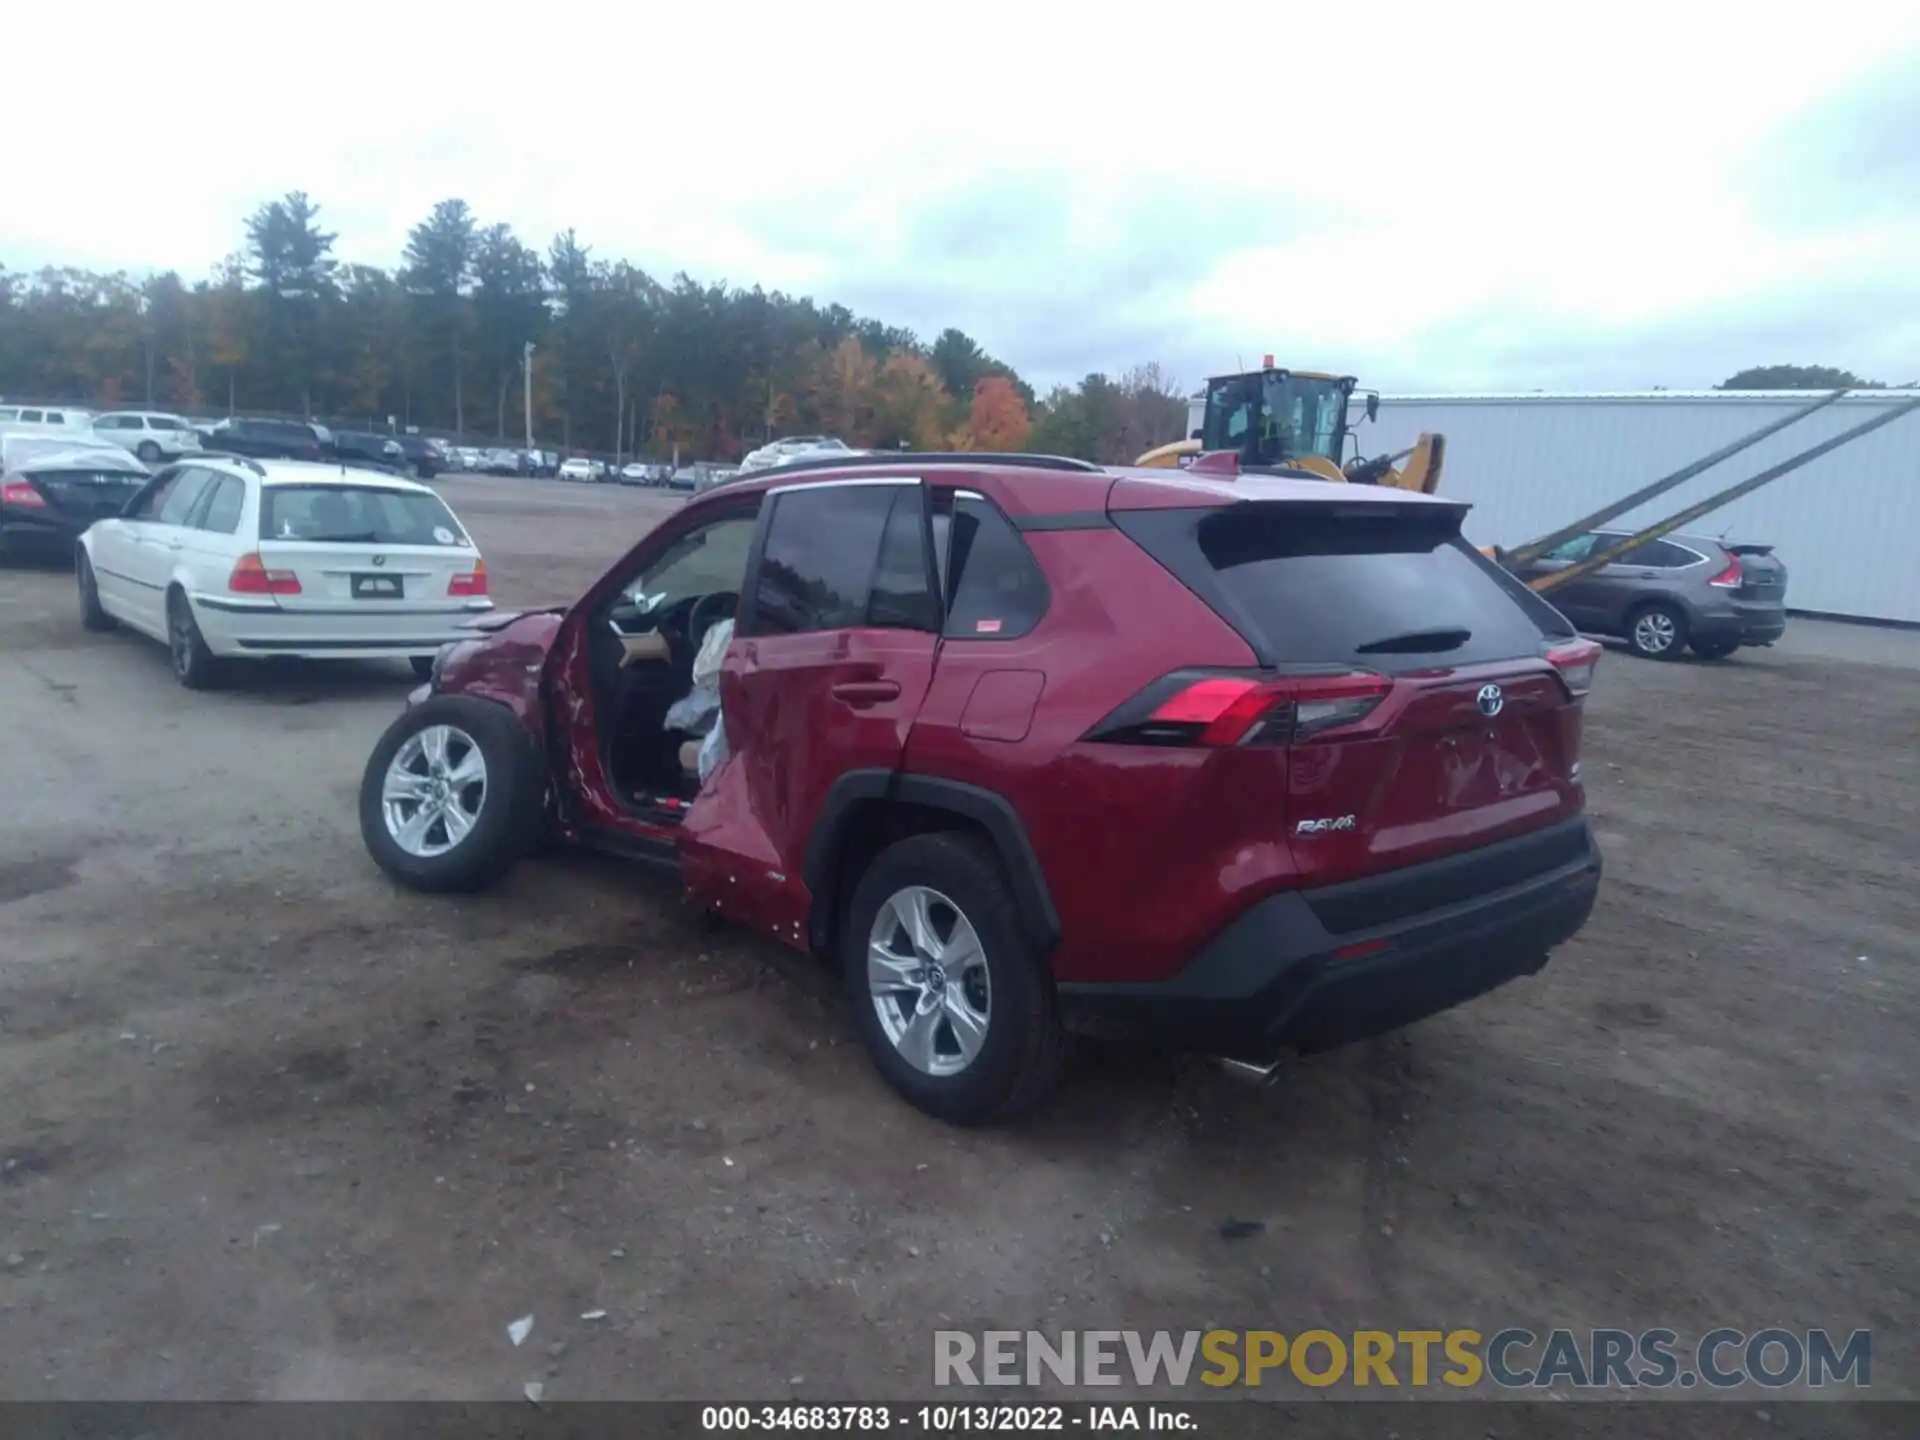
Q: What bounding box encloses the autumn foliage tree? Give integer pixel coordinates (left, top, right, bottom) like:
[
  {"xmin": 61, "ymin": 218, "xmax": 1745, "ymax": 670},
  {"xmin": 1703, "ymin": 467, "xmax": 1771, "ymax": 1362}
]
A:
[{"xmin": 964, "ymin": 376, "xmax": 1031, "ymax": 451}]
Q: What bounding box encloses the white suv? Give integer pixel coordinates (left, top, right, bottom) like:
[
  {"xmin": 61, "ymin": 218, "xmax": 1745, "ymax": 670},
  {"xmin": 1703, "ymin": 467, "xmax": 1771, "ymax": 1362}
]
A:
[
  {"xmin": 93, "ymin": 411, "xmax": 202, "ymax": 464},
  {"xmin": 76, "ymin": 455, "xmax": 493, "ymax": 689},
  {"xmin": 738, "ymin": 435, "xmax": 861, "ymax": 473}
]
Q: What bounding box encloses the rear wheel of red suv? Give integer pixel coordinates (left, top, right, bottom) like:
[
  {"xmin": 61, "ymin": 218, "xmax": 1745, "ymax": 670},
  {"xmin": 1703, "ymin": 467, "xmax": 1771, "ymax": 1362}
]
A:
[{"xmin": 841, "ymin": 832, "xmax": 1068, "ymax": 1124}]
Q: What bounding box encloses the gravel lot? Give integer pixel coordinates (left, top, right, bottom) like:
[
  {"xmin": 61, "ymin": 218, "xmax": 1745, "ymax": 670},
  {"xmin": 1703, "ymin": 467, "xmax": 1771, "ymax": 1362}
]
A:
[{"xmin": 1, "ymin": 475, "xmax": 1914, "ymax": 1408}]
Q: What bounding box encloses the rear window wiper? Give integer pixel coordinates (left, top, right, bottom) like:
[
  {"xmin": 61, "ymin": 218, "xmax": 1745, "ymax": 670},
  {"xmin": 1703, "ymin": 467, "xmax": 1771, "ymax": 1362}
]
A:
[{"xmin": 1354, "ymin": 626, "xmax": 1473, "ymax": 654}]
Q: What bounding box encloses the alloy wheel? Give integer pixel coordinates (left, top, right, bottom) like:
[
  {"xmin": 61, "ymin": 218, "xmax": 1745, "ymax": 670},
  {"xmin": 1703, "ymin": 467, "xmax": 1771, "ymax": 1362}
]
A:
[
  {"xmin": 866, "ymin": 885, "xmax": 992, "ymax": 1077},
  {"xmin": 168, "ymin": 603, "xmax": 193, "ymax": 676},
  {"xmin": 1634, "ymin": 611, "xmax": 1677, "ymax": 654},
  {"xmin": 381, "ymin": 725, "xmax": 489, "ymax": 857}
]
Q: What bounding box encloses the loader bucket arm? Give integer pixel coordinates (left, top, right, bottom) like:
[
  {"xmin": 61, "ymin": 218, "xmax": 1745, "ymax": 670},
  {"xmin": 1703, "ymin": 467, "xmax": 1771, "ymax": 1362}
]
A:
[
  {"xmin": 1135, "ymin": 438, "xmax": 1202, "ymax": 469},
  {"xmin": 1397, "ymin": 432, "xmax": 1445, "ymax": 494},
  {"xmin": 1529, "ymin": 396, "xmax": 1920, "ymax": 593},
  {"xmin": 1509, "ymin": 388, "xmax": 1848, "ymax": 569}
]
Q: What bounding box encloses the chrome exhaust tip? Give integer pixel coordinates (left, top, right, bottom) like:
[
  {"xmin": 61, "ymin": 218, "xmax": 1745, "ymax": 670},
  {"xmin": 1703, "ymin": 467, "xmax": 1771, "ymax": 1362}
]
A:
[{"xmin": 1216, "ymin": 1056, "xmax": 1284, "ymax": 1087}]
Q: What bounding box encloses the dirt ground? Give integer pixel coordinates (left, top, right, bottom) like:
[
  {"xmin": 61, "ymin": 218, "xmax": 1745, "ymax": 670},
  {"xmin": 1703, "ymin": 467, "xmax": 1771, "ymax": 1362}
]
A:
[{"xmin": 1, "ymin": 475, "xmax": 1914, "ymax": 1407}]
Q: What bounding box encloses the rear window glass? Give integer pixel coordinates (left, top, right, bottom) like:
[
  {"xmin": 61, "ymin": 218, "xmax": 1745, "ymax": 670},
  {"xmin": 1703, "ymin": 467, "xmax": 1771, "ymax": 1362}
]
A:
[
  {"xmin": 1115, "ymin": 503, "xmax": 1572, "ymax": 672},
  {"xmin": 260, "ymin": 485, "xmax": 469, "ymax": 546}
]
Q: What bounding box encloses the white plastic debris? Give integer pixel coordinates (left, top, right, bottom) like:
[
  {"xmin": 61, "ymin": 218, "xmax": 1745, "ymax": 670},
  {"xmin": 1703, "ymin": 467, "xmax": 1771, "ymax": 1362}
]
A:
[
  {"xmin": 524, "ymin": 1381, "xmax": 544, "ymax": 1404},
  {"xmin": 581, "ymin": 1310, "xmax": 608, "ymax": 1321},
  {"xmin": 507, "ymin": 1315, "xmax": 534, "ymax": 1347},
  {"xmin": 723, "ymin": 1156, "xmax": 735, "ymax": 1167}
]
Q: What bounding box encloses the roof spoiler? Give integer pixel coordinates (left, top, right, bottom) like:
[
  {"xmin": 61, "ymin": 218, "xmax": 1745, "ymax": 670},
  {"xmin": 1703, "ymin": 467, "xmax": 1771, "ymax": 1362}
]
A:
[{"xmin": 1185, "ymin": 450, "xmax": 1241, "ymax": 476}]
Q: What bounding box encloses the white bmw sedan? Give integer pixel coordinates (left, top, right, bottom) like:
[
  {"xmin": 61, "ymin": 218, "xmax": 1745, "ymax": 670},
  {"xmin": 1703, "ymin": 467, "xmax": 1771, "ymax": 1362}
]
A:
[{"xmin": 76, "ymin": 456, "xmax": 493, "ymax": 689}]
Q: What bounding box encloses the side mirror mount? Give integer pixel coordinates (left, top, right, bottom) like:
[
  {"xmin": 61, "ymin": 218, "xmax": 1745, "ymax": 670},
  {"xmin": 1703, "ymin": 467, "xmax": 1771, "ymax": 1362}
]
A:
[{"xmin": 1365, "ymin": 393, "xmax": 1379, "ymax": 422}]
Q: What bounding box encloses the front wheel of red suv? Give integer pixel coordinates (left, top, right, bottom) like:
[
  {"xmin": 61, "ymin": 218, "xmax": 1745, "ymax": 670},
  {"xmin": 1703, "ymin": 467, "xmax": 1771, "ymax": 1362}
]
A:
[
  {"xmin": 358, "ymin": 695, "xmax": 545, "ymax": 893},
  {"xmin": 841, "ymin": 832, "xmax": 1068, "ymax": 1125}
]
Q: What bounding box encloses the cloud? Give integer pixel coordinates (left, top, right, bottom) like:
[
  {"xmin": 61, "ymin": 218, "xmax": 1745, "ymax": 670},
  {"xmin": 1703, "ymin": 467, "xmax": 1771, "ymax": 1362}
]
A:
[
  {"xmin": 739, "ymin": 169, "xmax": 1288, "ymax": 387},
  {"xmin": 3, "ymin": 2, "xmax": 1918, "ymax": 394},
  {"xmin": 1741, "ymin": 51, "xmax": 1920, "ymax": 229}
]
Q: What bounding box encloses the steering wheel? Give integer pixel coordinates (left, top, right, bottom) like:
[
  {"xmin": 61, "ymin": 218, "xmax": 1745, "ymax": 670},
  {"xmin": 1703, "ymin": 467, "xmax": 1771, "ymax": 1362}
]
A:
[{"xmin": 687, "ymin": 591, "xmax": 738, "ymax": 653}]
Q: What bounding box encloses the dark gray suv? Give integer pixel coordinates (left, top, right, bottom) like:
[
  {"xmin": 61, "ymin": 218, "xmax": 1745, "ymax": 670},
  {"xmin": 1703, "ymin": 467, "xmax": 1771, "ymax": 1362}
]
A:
[{"xmin": 1512, "ymin": 529, "xmax": 1788, "ymax": 660}]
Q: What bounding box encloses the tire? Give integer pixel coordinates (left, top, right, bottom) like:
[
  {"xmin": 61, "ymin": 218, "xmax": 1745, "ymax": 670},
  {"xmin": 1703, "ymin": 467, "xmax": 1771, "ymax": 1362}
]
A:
[
  {"xmin": 166, "ymin": 589, "xmax": 224, "ymax": 689},
  {"xmin": 1690, "ymin": 639, "xmax": 1739, "ymax": 661},
  {"xmin": 77, "ymin": 550, "xmax": 114, "ymax": 632},
  {"xmin": 136, "ymin": 440, "xmax": 161, "ymax": 464},
  {"xmin": 841, "ymin": 832, "xmax": 1068, "ymax": 1124},
  {"xmin": 357, "ymin": 694, "xmax": 545, "ymax": 893},
  {"xmin": 1624, "ymin": 602, "xmax": 1687, "ymax": 661},
  {"xmin": 410, "ymin": 655, "xmax": 437, "ymax": 679}
]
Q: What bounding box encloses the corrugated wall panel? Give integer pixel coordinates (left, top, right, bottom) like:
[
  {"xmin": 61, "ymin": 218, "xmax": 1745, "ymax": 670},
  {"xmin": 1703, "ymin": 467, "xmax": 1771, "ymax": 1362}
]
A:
[{"xmin": 1357, "ymin": 394, "xmax": 1920, "ymax": 624}]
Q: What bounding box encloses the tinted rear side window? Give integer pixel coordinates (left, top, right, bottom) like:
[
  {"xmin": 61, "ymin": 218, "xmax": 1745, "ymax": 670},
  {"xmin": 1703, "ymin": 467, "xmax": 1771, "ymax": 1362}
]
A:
[
  {"xmin": 1611, "ymin": 537, "xmax": 1697, "ymax": 568},
  {"xmin": 934, "ymin": 495, "xmax": 1049, "ymax": 639},
  {"xmin": 1114, "ymin": 502, "xmax": 1572, "ymax": 672},
  {"xmin": 260, "ymin": 485, "xmax": 468, "ymax": 545}
]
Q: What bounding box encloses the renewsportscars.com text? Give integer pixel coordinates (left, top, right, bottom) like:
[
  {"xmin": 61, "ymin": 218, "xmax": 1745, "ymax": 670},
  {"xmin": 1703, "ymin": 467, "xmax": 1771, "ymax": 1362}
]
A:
[{"xmin": 933, "ymin": 1328, "xmax": 1871, "ymax": 1391}]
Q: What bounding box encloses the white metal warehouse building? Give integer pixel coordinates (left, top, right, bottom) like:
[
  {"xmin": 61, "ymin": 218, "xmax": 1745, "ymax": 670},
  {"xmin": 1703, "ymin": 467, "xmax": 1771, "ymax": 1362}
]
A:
[{"xmin": 1351, "ymin": 391, "xmax": 1920, "ymax": 625}]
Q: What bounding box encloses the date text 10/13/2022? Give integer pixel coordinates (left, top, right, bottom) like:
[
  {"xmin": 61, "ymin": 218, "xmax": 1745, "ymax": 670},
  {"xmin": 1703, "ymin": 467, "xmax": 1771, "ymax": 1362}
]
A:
[{"xmin": 701, "ymin": 1406, "xmax": 1195, "ymax": 1432}]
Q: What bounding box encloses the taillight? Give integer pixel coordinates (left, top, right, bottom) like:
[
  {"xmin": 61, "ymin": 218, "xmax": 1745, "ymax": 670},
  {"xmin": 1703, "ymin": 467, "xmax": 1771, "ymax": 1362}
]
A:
[
  {"xmin": 1707, "ymin": 555, "xmax": 1743, "ymax": 588},
  {"xmin": 1546, "ymin": 638, "xmax": 1602, "ymax": 697},
  {"xmin": 228, "ymin": 552, "xmax": 302, "ymax": 595},
  {"xmin": 448, "ymin": 558, "xmax": 487, "ymax": 597},
  {"xmin": 1087, "ymin": 668, "xmax": 1392, "ymax": 747},
  {"xmin": 1, "ymin": 479, "xmax": 47, "ymax": 508}
]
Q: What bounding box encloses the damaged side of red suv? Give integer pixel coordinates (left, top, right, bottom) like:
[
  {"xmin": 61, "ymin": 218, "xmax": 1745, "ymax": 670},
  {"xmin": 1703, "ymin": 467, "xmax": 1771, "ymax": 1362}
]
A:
[{"xmin": 359, "ymin": 454, "xmax": 1602, "ymax": 1122}]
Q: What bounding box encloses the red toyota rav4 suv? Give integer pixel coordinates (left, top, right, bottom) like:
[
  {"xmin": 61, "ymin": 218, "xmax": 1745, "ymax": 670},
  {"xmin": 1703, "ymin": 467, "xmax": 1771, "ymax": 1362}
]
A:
[{"xmin": 358, "ymin": 452, "xmax": 1603, "ymax": 1122}]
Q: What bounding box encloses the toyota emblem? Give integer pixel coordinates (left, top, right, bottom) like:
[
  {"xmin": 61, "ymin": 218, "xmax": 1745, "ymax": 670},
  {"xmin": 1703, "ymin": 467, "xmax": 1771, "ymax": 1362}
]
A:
[
  {"xmin": 371, "ymin": 554, "xmax": 387, "ymax": 566},
  {"xmin": 1476, "ymin": 683, "xmax": 1505, "ymax": 718}
]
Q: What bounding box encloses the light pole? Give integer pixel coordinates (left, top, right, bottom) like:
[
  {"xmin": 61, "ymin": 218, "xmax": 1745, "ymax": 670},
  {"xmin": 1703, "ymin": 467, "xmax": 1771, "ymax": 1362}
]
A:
[{"xmin": 522, "ymin": 341, "xmax": 536, "ymax": 452}]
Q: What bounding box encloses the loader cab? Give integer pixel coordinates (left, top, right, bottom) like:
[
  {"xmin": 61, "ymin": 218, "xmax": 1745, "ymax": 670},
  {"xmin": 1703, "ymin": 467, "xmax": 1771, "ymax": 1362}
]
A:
[{"xmin": 1200, "ymin": 367, "xmax": 1357, "ymax": 471}]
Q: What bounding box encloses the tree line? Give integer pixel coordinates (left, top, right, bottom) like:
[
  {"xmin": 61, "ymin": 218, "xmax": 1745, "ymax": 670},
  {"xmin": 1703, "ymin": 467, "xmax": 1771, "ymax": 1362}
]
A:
[
  {"xmin": 1717, "ymin": 365, "xmax": 1913, "ymax": 391},
  {"xmin": 0, "ymin": 191, "xmax": 1190, "ymax": 463}
]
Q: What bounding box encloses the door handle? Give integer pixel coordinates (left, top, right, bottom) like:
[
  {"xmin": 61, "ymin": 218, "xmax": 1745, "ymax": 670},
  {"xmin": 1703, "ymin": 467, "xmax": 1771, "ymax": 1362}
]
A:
[
  {"xmin": 166, "ymin": 539, "xmax": 183, "ymax": 551},
  {"xmin": 831, "ymin": 680, "xmax": 901, "ymax": 707}
]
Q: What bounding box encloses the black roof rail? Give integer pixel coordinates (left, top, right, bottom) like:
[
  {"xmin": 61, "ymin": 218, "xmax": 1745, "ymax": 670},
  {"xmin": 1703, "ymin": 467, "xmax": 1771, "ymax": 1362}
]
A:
[{"xmin": 757, "ymin": 450, "xmax": 1105, "ymax": 479}]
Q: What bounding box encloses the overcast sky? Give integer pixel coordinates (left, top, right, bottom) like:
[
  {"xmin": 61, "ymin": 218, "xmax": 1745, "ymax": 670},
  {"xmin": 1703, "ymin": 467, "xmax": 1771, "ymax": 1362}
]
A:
[{"xmin": 8, "ymin": 2, "xmax": 1917, "ymax": 393}]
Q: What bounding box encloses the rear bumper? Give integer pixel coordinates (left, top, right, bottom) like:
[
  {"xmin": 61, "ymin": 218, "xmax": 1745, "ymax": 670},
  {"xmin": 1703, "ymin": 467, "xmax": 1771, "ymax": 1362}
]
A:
[
  {"xmin": 0, "ymin": 511, "xmax": 86, "ymax": 555},
  {"xmin": 1691, "ymin": 606, "xmax": 1786, "ymax": 646},
  {"xmin": 190, "ymin": 594, "xmax": 494, "ymax": 660},
  {"xmin": 1056, "ymin": 816, "xmax": 1603, "ymax": 1061}
]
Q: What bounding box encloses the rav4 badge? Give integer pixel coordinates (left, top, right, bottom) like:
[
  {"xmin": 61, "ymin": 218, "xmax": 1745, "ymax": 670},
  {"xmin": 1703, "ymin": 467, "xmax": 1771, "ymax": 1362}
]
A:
[{"xmin": 1295, "ymin": 815, "xmax": 1357, "ymax": 835}]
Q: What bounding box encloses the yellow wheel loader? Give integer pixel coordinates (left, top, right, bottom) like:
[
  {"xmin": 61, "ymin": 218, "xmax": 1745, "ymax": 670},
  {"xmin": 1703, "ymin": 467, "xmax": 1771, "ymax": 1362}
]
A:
[{"xmin": 1133, "ymin": 358, "xmax": 1445, "ymax": 494}]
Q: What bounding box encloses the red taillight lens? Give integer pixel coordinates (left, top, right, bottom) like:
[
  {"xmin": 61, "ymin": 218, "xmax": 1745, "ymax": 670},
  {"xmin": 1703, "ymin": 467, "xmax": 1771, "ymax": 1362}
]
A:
[
  {"xmin": 1, "ymin": 479, "xmax": 47, "ymax": 508},
  {"xmin": 1707, "ymin": 556, "xmax": 1743, "ymax": 588},
  {"xmin": 1547, "ymin": 638, "xmax": 1602, "ymax": 697},
  {"xmin": 228, "ymin": 552, "xmax": 302, "ymax": 595},
  {"xmin": 1093, "ymin": 669, "xmax": 1392, "ymax": 747},
  {"xmin": 447, "ymin": 558, "xmax": 488, "ymax": 597}
]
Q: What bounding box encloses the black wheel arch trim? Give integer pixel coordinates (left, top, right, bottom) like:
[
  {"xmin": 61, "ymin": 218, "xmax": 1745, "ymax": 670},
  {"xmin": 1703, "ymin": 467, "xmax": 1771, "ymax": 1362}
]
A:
[{"xmin": 803, "ymin": 770, "xmax": 1062, "ymax": 956}]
